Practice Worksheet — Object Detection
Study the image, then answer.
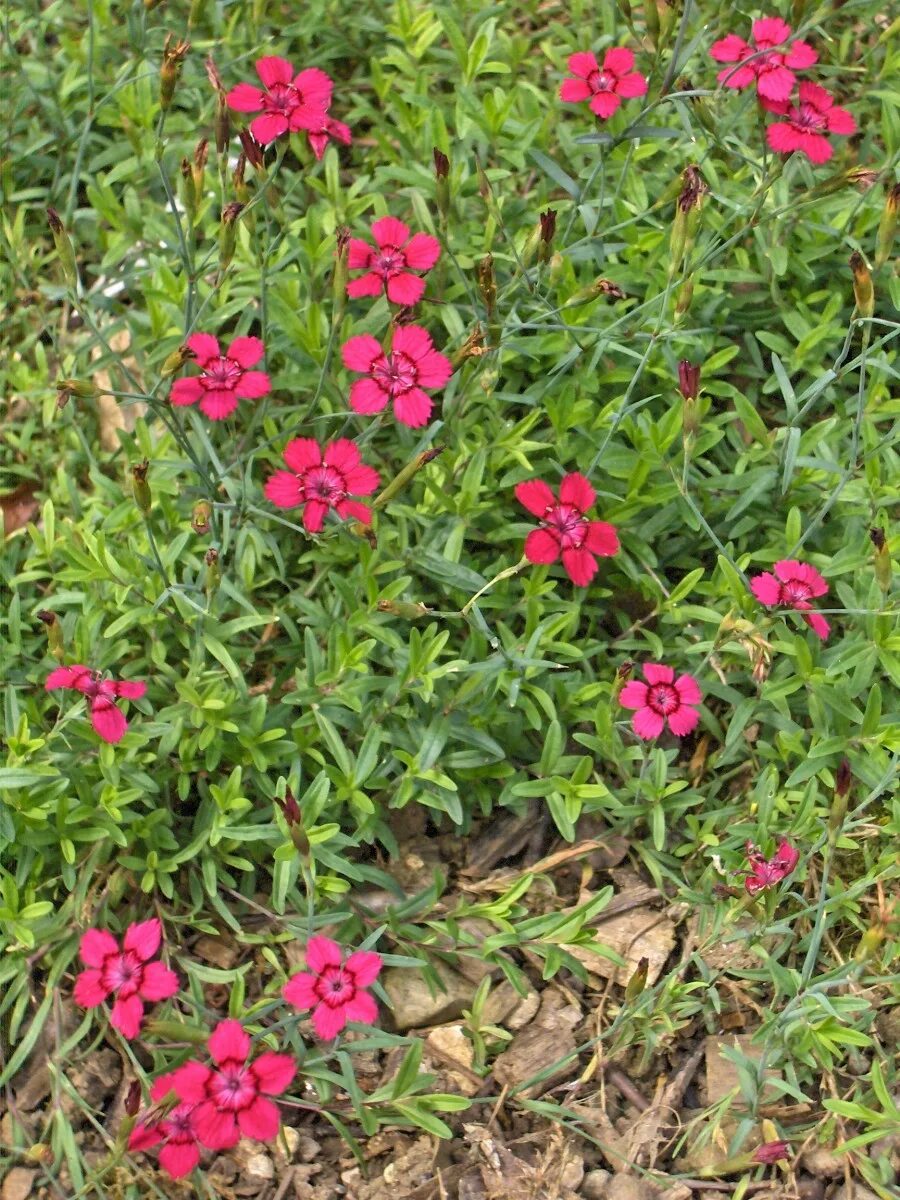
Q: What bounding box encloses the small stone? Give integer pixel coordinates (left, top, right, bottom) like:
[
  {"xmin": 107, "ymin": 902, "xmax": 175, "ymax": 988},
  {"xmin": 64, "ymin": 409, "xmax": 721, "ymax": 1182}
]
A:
[
  {"xmin": 424, "ymin": 1024, "xmax": 480, "ymax": 1096},
  {"xmin": 194, "ymin": 934, "xmax": 239, "ymax": 970},
  {"xmin": 606, "ymin": 1174, "xmax": 659, "ymax": 1200},
  {"xmin": 581, "ymin": 1169, "xmax": 611, "ymax": 1199},
  {"xmin": 796, "ymin": 1177, "xmax": 825, "ymax": 1200},
  {"xmin": 801, "ymin": 1146, "xmax": 846, "ymax": 1178},
  {"xmin": 272, "ymin": 1125, "xmax": 300, "ymax": 1166},
  {"xmin": 566, "ymin": 902, "xmax": 676, "ymax": 987},
  {"xmin": 481, "ymin": 980, "xmax": 540, "ymax": 1030},
  {"xmin": 382, "ymin": 962, "xmax": 476, "ymax": 1031},
  {"xmin": 703, "ymin": 1034, "xmax": 779, "ymax": 1106},
  {"xmin": 229, "ymin": 1140, "xmax": 274, "ymax": 1184},
  {"xmin": 831, "ymin": 1186, "xmax": 881, "ymax": 1200},
  {"xmin": 2, "ymin": 1168, "xmax": 36, "ymax": 1200}
]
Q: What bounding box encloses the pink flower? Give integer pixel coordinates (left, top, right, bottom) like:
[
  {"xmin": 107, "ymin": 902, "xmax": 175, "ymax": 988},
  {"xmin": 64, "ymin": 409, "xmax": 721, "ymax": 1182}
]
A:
[
  {"xmin": 347, "ymin": 216, "xmax": 441, "ymax": 307},
  {"xmin": 226, "ymin": 57, "xmax": 332, "ymax": 145},
  {"xmin": 169, "ymin": 1020, "xmax": 295, "ymax": 1150},
  {"xmin": 283, "ymin": 936, "xmax": 383, "ymax": 1040},
  {"xmin": 743, "ymin": 838, "xmax": 800, "ymax": 895},
  {"xmin": 764, "ymin": 82, "xmax": 856, "ymax": 165},
  {"xmin": 128, "ymin": 1073, "xmax": 202, "ymax": 1179},
  {"xmin": 73, "ymin": 918, "xmax": 178, "ymax": 1039},
  {"xmin": 341, "ymin": 326, "xmax": 452, "ymax": 428},
  {"xmin": 752, "ymin": 1140, "xmax": 791, "ymax": 1164},
  {"xmin": 264, "ymin": 438, "xmax": 379, "ymax": 532},
  {"xmin": 45, "ymin": 665, "xmax": 146, "ymax": 744},
  {"xmin": 560, "ymin": 48, "xmax": 648, "ymax": 120},
  {"xmin": 619, "ymin": 663, "xmax": 702, "ymax": 740},
  {"xmin": 710, "ymin": 17, "xmax": 817, "ymax": 102},
  {"xmin": 170, "ymin": 333, "xmax": 270, "ymax": 421},
  {"xmin": 749, "ymin": 559, "xmax": 830, "ymax": 639},
  {"xmin": 307, "ymin": 113, "xmax": 352, "ymax": 160},
  {"xmin": 515, "ymin": 473, "xmax": 619, "ymax": 587}
]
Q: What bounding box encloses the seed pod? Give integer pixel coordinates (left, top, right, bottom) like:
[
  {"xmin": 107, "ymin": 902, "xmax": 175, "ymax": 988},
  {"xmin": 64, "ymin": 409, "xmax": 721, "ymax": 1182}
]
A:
[
  {"xmin": 670, "ymin": 165, "xmax": 707, "ymax": 277},
  {"xmin": 205, "ymin": 547, "xmax": 220, "ymax": 596},
  {"xmin": 191, "ymin": 500, "xmax": 212, "ymax": 535},
  {"xmin": 568, "ymin": 277, "xmax": 626, "ymax": 307},
  {"xmin": 849, "ymin": 251, "xmax": 874, "ymax": 320},
  {"xmin": 373, "ymin": 446, "xmax": 444, "ymax": 510},
  {"xmin": 624, "ymin": 956, "xmax": 649, "ymax": 1003},
  {"xmin": 875, "ymin": 183, "xmax": 900, "ymax": 269},
  {"xmin": 46, "ymin": 208, "xmax": 78, "ymax": 290},
  {"xmin": 219, "ymin": 202, "xmax": 245, "ymax": 273},
  {"xmin": 37, "ymin": 610, "xmax": 64, "ymax": 661},
  {"xmin": 332, "ymin": 226, "xmax": 350, "ymax": 321},
  {"xmin": 131, "ymin": 460, "xmax": 151, "ymax": 516},
  {"xmin": 206, "ymin": 57, "xmax": 230, "ymax": 155},
  {"xmin": 433, "ymin": 148, "xmax": 450, "ymax": 221},
  {"xmin": 869, "ymin": 526, "xmax": 892, "ymax": 594},
  {"xmin": 477, "ymin": 254, "xmax": 496, "ymax": 318},
  {"xmin": 159, "ymin": 35, "xmax": 190, "ymax": 112},
  {"xmin": 376, "ymin": 599, "xmax": 432, "ymax": 620},
  {"xmin": 161, "ymin": 343, "xmax": 191, "ymax": 377},
  {"xmin": 179, "ymin": 157, "xmax": 197, "ymax": 222},
  {"xmin": 538, "ymin": 208, "xmax": 557, "ymax": 264}
]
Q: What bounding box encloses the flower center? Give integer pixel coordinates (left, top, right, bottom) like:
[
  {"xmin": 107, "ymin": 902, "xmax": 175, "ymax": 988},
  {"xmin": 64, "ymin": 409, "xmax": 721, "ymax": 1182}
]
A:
[
  {"xmin": 588, "ymin": 70, "xmax": 614, "ymax": 93},
  {"xmin": 302, "ymin": 465, "xmax": 346, "ymax": 505},
  {"xmin": 314, "ymin": 965, "xmax": 355, "ymax": 1007},
  {"xmin": 373, "ymin": 350, "xmax": 417, "ymax": 395},
  {"xmin": 264, "ymin": 82, "xmax": 298, "ymax": 113},
  {"xmin": 102, "ymin": 950, "xmax": 143, "ymax": 995},
  {"xmin": 793, "ymin": 103, "xmax": 826, "ymax": 132},
  {"xmin": 202, "ymin": 356, "xmax": 242, "ymax": 390},
  {"xmin": 648, "ymin": 684, "xmax": 679, "ymax": 715},
  {"xmin": 544, "ymin": 503, "xmax": 587, "ymax": 549},
  {"xmin": 781, "ymin": 578, "xmax": 813, "ymax": 604},
  {"xmin": 211, "ymin": 1066, "xmax": 256, "ymax": 1111},
  {"xmin": 373, "ymin": 247, "xmax": 404, "ymax": 276}
]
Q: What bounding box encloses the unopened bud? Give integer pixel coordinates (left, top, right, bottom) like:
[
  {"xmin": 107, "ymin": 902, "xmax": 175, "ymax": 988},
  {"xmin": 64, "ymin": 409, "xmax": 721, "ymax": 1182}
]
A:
[
  {"xmin": 219, "ymin": 202, "xmax": 245, "ymax": 272},
  {"xmin": 205, "ymin": 547, "xmax": 220, "ymax": 595},
  {"xmin": 677, "ymin": 360, "xmax": 700, "ymax": 401},
  {"xmin": 192, "ymin": 138, "xmax": 208, "ymax": 195},
  {"xmin": 875, "ymin": 183, "xmax": 900, "ymax": 270},
  {"xmin": 191, "ymin": 500, "xmax": 212, "ymax": 535},
  {"xmin": 670, "ymin": 165, "xmax": 707, "ymax": 277},
  {"xmin": 869, "ymin": 526, "xmax": 892, "ymax": 594},
  {"xmin": 238, "ymin": 128, "xmax": 265, "ymax": 170},
  {"xmin": 47, "ymin": 208, "xmax": 78, "ymax": 291},
  {"xmin": 849, "ymin": 251, "xmax": 874, "ymax": 320},
  {"xmin": 539, "ymin": 207, "xmax": 556, "ymax": 246},
  {"xmin": 206, "ymin": 57, "xmax": 230, "ymax": 154},
  {"xmin": 829, "ymin": 757, "xmax": 852, "ymax": 839},
  {"xmin": 131, "ymin": 460, "xmax": 151, "ymax": 516},
  {"xmin": 452, "ymin": 324, "xmax": 488, "ymax": 368},
  {"xmin": 179, "ymin": 157, "xmax": 197, "ymax": 222},
  {"xmin": 612, "ymin": 661, "xmax": 633, "ymax": 701},
  {"xmin": 332, "ymin": 226, "xmax": 350, "ymax": 319},
  {"xmin": 624, "ymin": 956, "xmax": 649, "ymax": 1003},
  {"xmin": 124, "ymin": 1080, "xmax": 142, "ymax": 1117},
  {"xmin": 476, "ymin": 254, "xmax": 496, "ymax": 318},
  {"xmin": 37, "ymin": 610, "xmax": 64, "ymax": 661},
  {"xmin": 56, "ymin": 378, "xmax": 97, "ymax": 408},
  {"xmin": 376, "ymin": 599, "xmax": 432, "ymax": 620},
  {"xmin": 674, "ymin": 277, "xmax": 694, "ymax": 320},
  {"xmin": 433, "ymin": 148, "xmax": 450, "ymax": 220},
  {"xmin": 160, "ymin": 35, "xmax": 190, "ymax": 112},
  {"xmin": 835, "ymin": 758, "xmax": 852, "ymax": 798},
  {"xmin": 277, "ymin": 791, "xmax": 301, "ymax": 825},
  {"xmin": 373, "ymin": 446, "xmax": 444, "ymax": 511},
  {"xmin": 161, "ymin": 343, "xmax": 192, "ymax": 377},
  {"xmin": 569, "ymin": 278, "xmax": 626, "ymax": 307}
]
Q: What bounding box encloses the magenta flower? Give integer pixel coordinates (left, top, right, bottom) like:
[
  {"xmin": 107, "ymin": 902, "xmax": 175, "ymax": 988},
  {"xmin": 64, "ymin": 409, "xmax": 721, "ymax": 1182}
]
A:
[
  {"xmin": 560, "ymin": 48, "xmax": 648, "ymax": 120},
  {"xmin": 749, "ymin": 559, "xmax": 830, "ymax": 639},
  {"xmin": 45, "ymin": 665, "xmax": 146, "ymax": 744},
  {"xmin": 283, "ymin": 936, "xmax": 383, "ymax": 1039},
  {"xmin": 171, "ymin": 333, "xmax": 270, "ymax": 421},
  {"xmin": 764, "ymin": 82, "xmax": 856, "ymax": 165},
  {"xmin": 264, "ymin": 438, "xmax": 380, "ymax": 532},
  {"xmin": 73, "ymin": 918, "xmax": 178, "ymax": 1039},
  {"xmin": 515, "ymin": 473, "xmax": 619, "ymax": 587},
  {"xmin": 129, "ymin": 1073, "xmax": 202, "ymax": 1179},
  {"xmin": 341, "ymin": 326, "xmax": 452, "ymax": 428},
  {"xmin": 752, "ymin": 1140, "xmax": 791, "ymax": 1164},
  {"xmin": 710, "ymin": 17, "xmax": 817, "ymax": 102},
  {"xmin": 169, "ymin": 1020, "xmax": 295, "ymax": 1150},
  {"xmin": 743, "ymin": 838, "xmax": 800, "ymax": 895},
  {"xmin": 619, "ymin": 663, "xmax": 702, "ymax": 740},
  {"xmin": 307, "ymin": 113, "xmax": 352, "ymax": 160},
  {"xmin": 226, "ymin": 57, "xmax": 332, "ymax": 145},
  {"xmin": 347, "ymin": 217, "xmax": 441, "ymax": 307}
]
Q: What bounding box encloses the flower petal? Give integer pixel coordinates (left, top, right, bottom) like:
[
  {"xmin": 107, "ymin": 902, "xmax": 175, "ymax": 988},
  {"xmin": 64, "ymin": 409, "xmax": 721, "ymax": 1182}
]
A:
[
  {"xmin": 342, "ymin": 333, "xmax": 384, "ymax": 373},
  {"xmin": 226, "ymin": 335, "xmax": 265, "ymax": 368},
  {"xmin": 614, "ymin": 71, "xmax": 648, "ymax": 98},
  {"xmin": 561, "ymin": 546, "xmax": 597, "ymax": 586},
  {"xmin": 524, "ymin": 527, "xmax": 561, "ymax": 565},
  {"xmin": 149, "ymin": 1071, "xmax": 181, "ymax": 1103},
  {"xmin": 256, "ymin": 56, "xmax": 295, "ymax": 87},
  {"xmin": 560, "ymin": 78, "xmax": 592, "ymax": 103},
  {"xmin": 642, "ymin": 663, "xmax": 675, "ymax": 685},
  {"xmin": 128, "ymin": 1121, "xmax": 164, "ymax": 1152},
  {"xmin": 751, "ymin": 16, "xmax": 792, "ymax": 46},
  {"xmin": 515, "ymin": 479, "xmax": 555, "ymax": 517},
  {"xmin": 235, "ymin": 370, "xmax": 271, "ymax": 399},
  {"xmin": 345, "ymin": 949, "xmax": 383, "ymax": 987},
  {"xmin": 45, "ymin": 665, "xmax": 93, "ymax": 692},
  {"xmin": 558, "ymin": 472, "xmax": 595, "ymax": 513},
  {"xmin": 238, "ymin": 1096, "xmax": 281, "ymax": 1142},
  {"xmin": 250, "ymin": 1052, "xmax": 296, "ymax": 1096},
  {"xmin": 589, "ymin": 91, "xmax": 621, "ymax": 119},
  {"xmin": 414, "ymin": 348, "xmax": 452, "ymax": 389},
  {"xmin": 199, "ymin": 390, "xmax": 240, "ymax": 420},
  {"xmin": 90, "ymin": 696, "xmax": 127, "ymax": 743},
  {"xmin": 124, "ymin": 917, "xmax": 162, "ymax": 961},
  {"xmin": 303, "ymin": 499, "xmax": 329, "ymax": 533},
  {"xmin": 667, "ymin": 704, "xmax": 699, "ymax": 736},
  {"xmin": 209, "ymin": 1019, "xmax": 250, "ymax": 1066},
  {"xmin": 109, "ymin": 679, "xmax": 146, "ymax": 699},
  {"xmin": 335, "ymin": 499, "xmax": 373, "ymax": 525},
  {"xmin": 348, "ymin": 239, "xmax": 374, "ymax": 269},
  {"xmin": 804, "ymin": 611, "xmax": 830, "ymax": 640},
  {"xmin": 567, "ymin": 51, "xmax": 599, "ymax": 79},
  {"xmin": 192, "ymin": 1102, "xmax": 239, "ymax": 1150},
  {"xmin": 264, "ymin": 470, "xmax": 304, "ymax": 509},
  {"xmin": 169, "ymin": 1061, "xmax": 212, "ymax": 1104},
  {"xmin": 602, "ymin": 47, "xmax": 635, "ymax": 77},
  {"xmin": 349, "ymin": 378, "xmax": 390, "ymax": 415},
  {"xmin": 750, "ymin": 571, "xmax": 782, "ymax": 606},
  {"xmin": 139, "ymin": 960, "xmax": 179, "ymax": 1001},
  {"xmin": 312, "ymin": 1000, "xmax": 348, "ymax": 1040},
  {"xmin": 784, "ymin": 40, "xmax": 818, "ymax": 69},
  {"xmin": 283, "ymin": 437, "xmax": 322, "ymax": 473},
  {"xmin": 324, "ymin": 438, "xmax": 360, "ymax": 473},
  {"xmin": 343, "ymin": 990, "xmax": 378, "ymax": 1025},
  {"xmin": 292, "ymin": 67, "xmax": 333, "ymax": 108},
  {"xmin": 370, "ymin": 216, "xmax": 410, "ymax": 249},
  {"xmin": 110, "ymin": 994, "xmax": 145, "ymax": 1039},
  {"xmin": 674, "ymin": 673, "xmax": 702, "ymax": 705},
  {"xmin": 584, "ymin": 521, "xmax": 619, "ymax": 556},
  {"xmin": 80, "ymin": 928, "xmax": 118, "ymax": 967},
  {"xmin": 74, "ymin": 968, "xmax": 109, "ymax": 1007},
  {"xmin": 632, "ymin": 706, "xmax": 666, "ymax": 740},
  {"xmin": 709, "ymin": 34, "xmax": 751, "ymax": 64},
  {"xmin": 347, "ymin": 272, "xmax": 385, "ymax": 298},
  {"xmin": 250, "ymin": 112, "xmax": 289, "ymax": 145},
  {"xmin": 305, "ymin": 936, "xmax": 343, "ymax": 974},
  {"xmin": 825, "ymin": 105, "xmax": 856, "ymax": 135},
  {"xmin": 757, "ymin": 65, "xmax": 796, "ymax": 102},
  {"xmin": 403, "ymin": 232, "xmax": 441, "ymax": 270},
  {"xmin": 159, "ymin": 1141, "xmax": 200, "ymax": 1180},
  {"xmin": 186, "ymin": 333, "xmax": 220, "ymax": 365},
  {"xmin": 392, "ymin": 386, "xmax": 433, "ymax": 427},
  {"xmin": 386, "ymin": 272, "xmax": 426, "ymax": 307},
  {"xmin": 618, "ymin": 681, "xmax": 648, "ymax": 710},
  {"xmin": 170, "ymin": 376, "xmax": 204, "ymax": 407},
  {"xmin": 226, "ymin": 83, "xmax": 265, "ymax": 113},
  {"xmin": 283, "ymin": 972, "xmax": 318, "ymax": 1010}
]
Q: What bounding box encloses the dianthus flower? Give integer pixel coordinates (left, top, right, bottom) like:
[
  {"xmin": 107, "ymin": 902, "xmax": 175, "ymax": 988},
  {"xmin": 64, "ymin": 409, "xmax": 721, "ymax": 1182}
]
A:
[
  {"xmin": 559, "ymin": 48, "xmax": 648, "ymax": 120},
  {"xmin": 515, "ymin": 473, "xmax": 619, "ymax": 587},
  {"xmin": 307, "ymin": 112, "xmax": 352, "ymax": 160},
  {"xmin": 752, "ymin": 1140, "xmax": 791, "ymax": 1164},
  {"xmin": 763, "ymin": 82, "xmax": 856, "ymax": 165},
  {"xmin": 226, "ymin": 57, "xmax": 332, "ymax": 145},
  {"xmin": 347, "ymin": 217, "xmax": 441, "ymax": 306},
  {"xmin": 169, "ymin": 1020, "xmax": 295, "ymax": 1149},
  {"xmin": 743, "ymin": 838, "xmax": 800, "ymax": 894},
  {"xmin": 170, "ymin": 333, "xmax": 270, "ymax": 421},
  {"xmin": 710, "ymin": 17, "xmax": 817, "ymax": 102},
  {"xmin": 264, "ymin": 438, "xmax": 380, "ymax": 531},
  {"xmin": 129, "ymin": 1073, "xmax": 202, "ymax": 1179},
  {"xmin": 45, "ymin": 665, "xmax": 146, "ymax": 744},
  {"xmin": 73, "ymin": 918, "xmax": 178, "ymax": 1039},
  {"xmin": 619, "ymin": 663, "xmax": 702, "ymax": 739},
  {"xmin": 283, "ymin": 936, "xmax": 383, "ymax": 1040},
  {"xmin": 341, "ymin": 326, "xmax": 452, "ymax": 427},
  {"xmin": 749, "ymin": 558, "xmax": 830, "ymax": 638}
]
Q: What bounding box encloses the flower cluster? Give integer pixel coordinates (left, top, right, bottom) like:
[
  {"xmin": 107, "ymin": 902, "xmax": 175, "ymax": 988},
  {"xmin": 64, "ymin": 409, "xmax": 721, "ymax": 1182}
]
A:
[
  {"xmin": 710, "ymin": 17, "xmax": 855, "ymax": 163},
  {"xmin": 743, "ymin": 838, "xmax": 800, "ymax": 894},
  {"xmin": 71, "ymin": 921, "xmax": 382, "ymax": 1180}
]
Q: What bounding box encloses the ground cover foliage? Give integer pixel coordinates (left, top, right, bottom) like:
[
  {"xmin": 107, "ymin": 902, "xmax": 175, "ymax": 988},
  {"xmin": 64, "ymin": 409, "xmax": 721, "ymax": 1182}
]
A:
[{"xmin": 1, "ymin": 0, "xmax": 900, "ymax": 1196}]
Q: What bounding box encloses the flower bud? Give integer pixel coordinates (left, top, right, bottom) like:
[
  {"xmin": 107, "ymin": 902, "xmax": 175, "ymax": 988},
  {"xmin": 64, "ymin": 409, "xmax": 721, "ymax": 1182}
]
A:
[
  {"xmin": 828, "ymin": 757, "xmax": 852, "ymax": 839},
  {"xmin": 191, "ymin": 500, "xmax": 212, "ymax": 535},
  {"xmin": 678, "ymin": 359, "xmax": 701, "ymax": 438},
  {"xmin": 875, "ymin": 183, "xmax": 900, "ymax": 270},
  {"xmin": 159, "ymin": 35, "xmax": 190, "ymax": 112},
  {"xmin": 205, "ymin": 547, "xmax": 220, "ymax": 595},
  {"xmin": 332, "ymin": 226, "xmax": 350, "ymax": 320},
  {"xmin": 373, "ymin": 446, "xmax": 444, "ymax": 511},
  {"xmin": 674, "ymin": 277, "xmax": 694, "ymax": 320},
  {"xmin": 161, "ymin": 343, "xmax": 192, "ymax": 377},
  {"xmin": 219, "ymin": 202, "xmax": 245, "ymax": 273},
  {"xmin": 179, "ymin": 157, "xmax": 197, "ymax": 223},
  {"xmin": 869, "ymin": 526, "xmax": 892, "ymax": 594},
  {"xmin": 238, "ymin": 128, "xmax": 265, "ymax": 171},
  {"xmin": 47, "ymin": 208, "xmax": 78, "ymax": 291},
  {"xmin": 611, "ymin": 660, "xmax": 633, "ymax": 702},
  {"xmin": 477, "ymin": 254, "xmax": 496, "ymax": 318},
  {"xmin": 835, "ymin": 758, "xmax": 852, "ymax": 798},
  {"xmin": 205, "ymin": 57, "xmax": 230, "ymax": 155},
  {"xmin": 452, "ymin": 324, "xmax": 488, "ymax": 368},
  {"xmin": 277, "ymin": 791, "xmax": 301, "ymax": 825},
  {"xmin": 56, "ymin": 378, "xmax": 97, "ymax": 410},
  {"xmin": 433, "ymin": 147, "xmax": 450, "ymax": 220},
  {"xmin": 131, "ymin": 460, "xmax": 151, "ymax": 516},
  {"xmin": 670, "ymin": 165, "xmax": 707, "ymax": 277},
  {"xmin": 849, "ymin": 251, "xmax": 874, "ymax": 320},
  {"xmin": 376, "ymin": 599, "xmax": 432, "ymax": 620},
  {"xmin": 624, "ymin": 956, "xmax": 649, "ymax": 1003},
  {"xmin": 192, "ymin": 138, "xmax": 208, "ymax": 198},
  {"xmin": 124, "ymin": 1080, "xmax": 142, "ymax": 1117},
  {"xmin": 568, "ymin": 278, "xmax": 626, "ymax": 307},
  {"xmin": 538, "ymin": 208, "xmax": 556, "ymax": 263},
  {"xmin": 37, "ymin": 610, "xmax": 64, "ymax": 661}
]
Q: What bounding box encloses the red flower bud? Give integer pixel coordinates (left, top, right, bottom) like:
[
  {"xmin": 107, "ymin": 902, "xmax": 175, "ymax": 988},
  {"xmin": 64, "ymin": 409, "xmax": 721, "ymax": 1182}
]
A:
[
  {"xmin": 124, "ymin": 1080, "xmax": 142, "ymax": 1117},
  {"xmin": 835, "ymin": 758, "xmax": 852, "ymax": 798},
  {"xmin": 678, "ymin": 360, "xmax": 701, "ymax": 401}
]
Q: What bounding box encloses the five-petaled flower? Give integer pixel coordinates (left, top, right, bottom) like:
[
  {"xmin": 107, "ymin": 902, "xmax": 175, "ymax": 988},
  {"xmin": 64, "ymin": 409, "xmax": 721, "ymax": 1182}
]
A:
[
  {"xmin": 710, "ymin": 18, "xmax": 817, "ymax": 102},
  {"xmin": 749, "ymin": 559, "xmax": 830, "ymax": 639},
  {"xmin": 743, "ymin": 838, "xmax": 800, "ymax": 894},
  {"xmin": 307, "ymin": 112, "xmax": 352, "ymax": 160},
  {"xmin": 264, "ymin": 438, "xmax": 380, "ymax": 532},
  {"xmin": 128, "ymin": 1072, "xmax": 202, "ymax": 1179},
  {"xmin": 169, "ymin": 1020, "xmax": 295, "ymax": 1149},
  {"xmin": 283, "ymin": 935, "xmax": 383, "ymax": 1040},
  {"xmin": 560, "ymin": 48, "xmax": 648, "ymax": 120},
  {"xmin": 515, "ymin": 473, "xmax": 619, "ymax": 587},
  {"xmin": 347, "ymin": 216, "xmax": 441, "ymax": 307},
  {"xmin": 170, "ymin": 333, "xmax": 270, "ymax": 421},
  {"xmin": 341, "ymin": 326, "xmax": 452, "ymax": 427},
  {"xmin": 73, "ymin": 918, "xmax": 178, "ymax": 1039},
  {"xmin": 752, "ymin": 1140, "xmax": 791, "ymax": 1164},
  {"xmin": 226, "ymin": 58, "xmax": 332, "ymax": 145},
  {"xmin": 46, "ymin": 665, "xmax": 146, "ymax": 744},
  {"xmin": 763, "ymin": 82, "xmax": 856, "ymax": 165},
  {"xmin": 619, "ymin": 663, "xmax": 702, "ymax": 740}
]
